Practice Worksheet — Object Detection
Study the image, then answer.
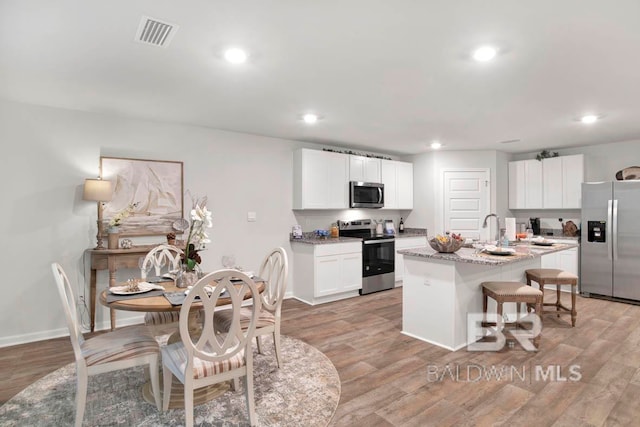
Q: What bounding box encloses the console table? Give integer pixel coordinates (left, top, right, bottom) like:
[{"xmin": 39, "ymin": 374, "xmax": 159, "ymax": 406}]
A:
[{"xmin": 88, "ymin": 245, "xmax": 156, "ymax": 331}]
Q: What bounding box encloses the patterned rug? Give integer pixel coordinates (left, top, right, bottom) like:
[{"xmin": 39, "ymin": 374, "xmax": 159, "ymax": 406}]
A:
[{"xmin": 0, "ymin": 336, "xmax": 340, "ymax": 426}]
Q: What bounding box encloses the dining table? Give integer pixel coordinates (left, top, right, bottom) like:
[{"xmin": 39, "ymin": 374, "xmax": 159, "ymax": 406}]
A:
[{"xmin": 99, "ymin": 276, "xmax": 266, "ymax": 409}]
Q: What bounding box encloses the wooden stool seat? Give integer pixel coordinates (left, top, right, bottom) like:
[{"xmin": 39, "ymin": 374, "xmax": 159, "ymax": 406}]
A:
[
  {"xmin": 481, "ymin": 281, "xmax": 543, "ymax": 348},
  {"xmin": 525, "ymin": 268, "xmax": 578, "ymax": 327}
]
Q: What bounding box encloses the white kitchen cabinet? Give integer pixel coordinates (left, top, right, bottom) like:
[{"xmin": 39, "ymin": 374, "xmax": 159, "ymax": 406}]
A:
[
  {"xmin": 394, "ymin": 236, "xmax": 427, "ymax": 283},
  {"xmin": 509, "ymin": 154, "xmax": 583, "ymax": 209},
  {"xmin": 542, "ymin": 154, "xmax": 584, "ymax": 209},
  {"xmin": 292, "ymin": 241, "xmax": 362, "ymax": 305},
  {"xmin": 293, "ymin": 148, "xmax": 348, "ymax": 209},
  {"xmin": 509, "ymin": 159, "xmax": 542, "ymax": 209},
  {"xmin": 349, "ymin": 155, "xmax": 381, "ymax": 183},
  {"xmin": 540, "ymin": 243, "xmax": 580, "ymax": 291},
  {"xmin": 561, "ymin": 154, "xmax": 584, "ymax": 208},
  {"xmin": 543, "ymin": 156, "xmax": 563, "ymax": 208},
  {"xmin": 381, "ymin": 159, "xmax": 414, "ymax": 209}
]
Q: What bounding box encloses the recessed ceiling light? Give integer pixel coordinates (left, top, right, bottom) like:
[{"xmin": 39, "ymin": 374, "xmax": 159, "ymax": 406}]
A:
[
  {"xmin": 431, "ymin": 141, "xmax": 442, "ymax": 149},
  {"xmin": 224, "ymin": 47, "xmax": 248, "ymax": 64},
  {"xmin": 302, "ymin": 113, "xmax": 319, "ymax": 124},
  {"xmin": 580, "ymin": 114, "xmax": 598, "ymax": 124},
  {"xmin": 473, "ymin": 45, "xmax": 497, "ymax": 62}
]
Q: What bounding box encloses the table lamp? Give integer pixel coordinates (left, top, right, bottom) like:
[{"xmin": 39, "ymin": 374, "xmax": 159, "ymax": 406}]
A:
[{"xmin": 83, "ymin": 178, "xmax": 113, "ymax": 249}]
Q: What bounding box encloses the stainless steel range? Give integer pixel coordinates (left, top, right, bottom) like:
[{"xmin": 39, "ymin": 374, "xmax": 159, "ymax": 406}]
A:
[{"xmin": 338, "ymin": 219, "xmax": 395, "ymax": 295}]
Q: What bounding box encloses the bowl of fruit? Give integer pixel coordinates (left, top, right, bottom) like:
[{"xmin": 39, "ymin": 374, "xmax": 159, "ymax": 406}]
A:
[{"xmin": 429, "ymin": 232, "xmax": 465, "ymax": 253}]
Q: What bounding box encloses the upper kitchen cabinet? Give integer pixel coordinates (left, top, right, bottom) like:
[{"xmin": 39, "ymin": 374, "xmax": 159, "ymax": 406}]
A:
[
  {"xmin": 509, "ymin": 154, "xmax": 584, "ymax": 209},
  {"xmin": 381, "ymin": 160, "xmax": 413, "ymax": 209},
  {"xmin": 543, "ymin": 154, "xmax": 584, "ymax": 209},
  {"xmin": 349, "ymin": 155, "xmax": 381, "ymax": 183},
  {"xmin": 293, "ymin": 148, "xmax": 349, "ymax": 209},
  {"xmin": 508, "ymin": 159, "xmax": 542, "ymax": 209}
]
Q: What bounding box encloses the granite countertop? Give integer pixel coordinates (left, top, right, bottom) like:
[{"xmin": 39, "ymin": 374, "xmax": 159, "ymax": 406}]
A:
[
  {"xmin": 398, "ymin": 242, "xmax": 577, "ymax": 266},
  {"xmin": 290, "ymin": 233, "xmax": 362, "ymax": 245},
  {"xmin": 290, "ymin": 228, "xmax": 428, "ymax": 245},
  {"xmin": 395, "ymin": 228, "xmax": 428, "ymax": 238}
]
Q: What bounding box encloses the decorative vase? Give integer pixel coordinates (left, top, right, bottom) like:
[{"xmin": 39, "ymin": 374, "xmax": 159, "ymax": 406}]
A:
[
  {"xmin": 175, "ymin": 263, "xmax": 199, "ymax": 288},
  {"xmin": 107, "ymin": 226, "xmax": 121, "ymax": 249}
]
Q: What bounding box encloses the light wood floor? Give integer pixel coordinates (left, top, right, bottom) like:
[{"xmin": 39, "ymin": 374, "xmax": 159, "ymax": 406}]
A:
[{"xmin": 2, "ymin": 287, "xmax": 640, "ymax": 426}]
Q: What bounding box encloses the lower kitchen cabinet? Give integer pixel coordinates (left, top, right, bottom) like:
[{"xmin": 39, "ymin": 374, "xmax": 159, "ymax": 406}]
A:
[
  {"xmin": 540, "ymin": 241, "xmax": 580, "ymax": 291},
  {"xmin": 395, "ymin": 236, "xmax": 427, "ymax": 283},
  {"xmin": 292, "ymin": 241, "xmax": 362, "ymax": 305}
]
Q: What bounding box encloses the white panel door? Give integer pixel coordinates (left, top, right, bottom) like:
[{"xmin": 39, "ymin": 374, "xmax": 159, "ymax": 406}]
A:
[{"xmin": 443, "ymin": 170, "xmax": 490, "ymax": 240}]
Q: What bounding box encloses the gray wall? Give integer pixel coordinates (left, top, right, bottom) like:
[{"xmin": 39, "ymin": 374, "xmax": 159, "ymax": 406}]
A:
[{"xmin": 0, "ymin": 99, "xmax": 308, "ymax": 345}]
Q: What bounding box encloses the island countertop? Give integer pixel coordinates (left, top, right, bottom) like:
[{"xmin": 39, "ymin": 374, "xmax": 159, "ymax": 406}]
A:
[{"xmin": 398, "ymin": 242, "xmax": 577, "ymax": 266}]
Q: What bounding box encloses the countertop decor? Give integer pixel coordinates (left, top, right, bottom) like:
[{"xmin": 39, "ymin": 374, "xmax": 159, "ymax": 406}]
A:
[{"xmin": 428, "ymin": 233, "xmax": 464, "ymax": 253}]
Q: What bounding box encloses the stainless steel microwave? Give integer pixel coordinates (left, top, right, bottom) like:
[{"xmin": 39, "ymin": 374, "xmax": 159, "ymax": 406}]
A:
[{"xmin": 350, "ymin": 181, "xmax": 384, "ymax": 208}]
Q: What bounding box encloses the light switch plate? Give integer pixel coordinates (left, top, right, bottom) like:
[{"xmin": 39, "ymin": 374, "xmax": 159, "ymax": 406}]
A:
[{"xmin": 247, "ymin": 211, "xmax": 257, "ymax": 222}]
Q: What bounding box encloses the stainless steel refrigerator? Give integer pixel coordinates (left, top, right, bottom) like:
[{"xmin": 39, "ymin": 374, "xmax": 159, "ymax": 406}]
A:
[{"xmin": 581, "ymin": 181, "xmax": 640, "ymax": 301}]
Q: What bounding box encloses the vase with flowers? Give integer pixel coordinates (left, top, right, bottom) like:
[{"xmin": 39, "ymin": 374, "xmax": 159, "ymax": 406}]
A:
[
  {"xmin": 175, "ymin": 192, "xmax": 212, "ymax": 288},
  {"xmin": 106, "ymin": 202, "xmax": 138, "ymax": 248}
]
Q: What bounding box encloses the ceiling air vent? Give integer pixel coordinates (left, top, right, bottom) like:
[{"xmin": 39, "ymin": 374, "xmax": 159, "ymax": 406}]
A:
[{"xmin": 135, "ymin": 16, "xmax": 178, "ymax": 47}]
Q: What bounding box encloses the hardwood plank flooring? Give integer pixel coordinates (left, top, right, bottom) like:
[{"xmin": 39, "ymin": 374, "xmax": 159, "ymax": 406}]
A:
[{"xmin": 2, "ymin": 287, "xmax": 640, "ymax": 426}]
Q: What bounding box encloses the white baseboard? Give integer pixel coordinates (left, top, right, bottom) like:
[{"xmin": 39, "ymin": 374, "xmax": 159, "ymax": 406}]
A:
[{"xmin": 0, "ymin": 314, "xmax": 146, "ymax": 348}]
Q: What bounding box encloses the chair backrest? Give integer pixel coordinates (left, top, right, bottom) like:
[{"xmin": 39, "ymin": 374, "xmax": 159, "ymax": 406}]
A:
[
  {"xmin": 51, "ymin": 263, "xmax": 85, "ymax": 362},
  {"xmin": 179, "ymin": 269, "xmax": 261, "ymax": 365},
  {"xmin": 141, "ymin": 244, "xmax": 183, "ymax": 278},
  {"xmin": 258, "ymin": 247, "xmax": 288, "ymax": 313}
]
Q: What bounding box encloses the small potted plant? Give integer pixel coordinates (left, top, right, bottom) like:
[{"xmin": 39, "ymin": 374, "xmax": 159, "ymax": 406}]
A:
[{"xmin": 166, "ymin": 232, "xmax": 176, "ymax": 246}]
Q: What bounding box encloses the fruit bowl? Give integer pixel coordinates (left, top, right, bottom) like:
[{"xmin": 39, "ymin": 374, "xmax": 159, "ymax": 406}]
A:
[{"xmin": 428, "ymin": 234, "xmax": 465, "ymax": 253}]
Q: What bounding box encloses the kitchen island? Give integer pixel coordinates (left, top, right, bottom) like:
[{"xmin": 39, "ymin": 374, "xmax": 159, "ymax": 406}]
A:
[{"xmin": 398, "ymin": 243, "xmax": 577, "ymax": 351}]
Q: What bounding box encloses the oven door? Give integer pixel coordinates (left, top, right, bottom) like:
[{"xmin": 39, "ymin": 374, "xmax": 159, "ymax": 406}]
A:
[{"xmin": 362, "ymin": 238, "xmax": 395, "ymax": 277}]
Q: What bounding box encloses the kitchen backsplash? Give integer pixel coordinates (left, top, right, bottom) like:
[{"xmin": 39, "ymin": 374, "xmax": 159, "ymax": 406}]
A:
[
  {"xmin": 293, "ymin": 209, "xmax": 408, "ymax": 232},
  {"xmin": 514, "ymin": 217, "xmax": 581, "ymax": 236}
]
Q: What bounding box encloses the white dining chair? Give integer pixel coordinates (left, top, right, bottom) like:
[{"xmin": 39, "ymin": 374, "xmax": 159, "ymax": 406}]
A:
[
  {"xmin": 142, "ymin": 244, "xmax": 184, "ymax": 329},
  {"xmin": 51, "ymin": 263, "xmax": 161, "ymax": 427},
  {"xmin": 161, "ymin": 269, "xmax": 261, "ymax": 426},
  {"xmin": 214, "ymin": 247, "xmax": 288, "ymax": 367},
  {"xmin": 140, "ymin": 244, "xmax": 184, "ymax": 279}
]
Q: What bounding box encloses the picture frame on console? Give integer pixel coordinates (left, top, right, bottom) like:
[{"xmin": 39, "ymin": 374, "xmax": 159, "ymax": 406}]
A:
[{"xmin": 99, "ymin": 156, "xmax": 184, "ymax": 238}]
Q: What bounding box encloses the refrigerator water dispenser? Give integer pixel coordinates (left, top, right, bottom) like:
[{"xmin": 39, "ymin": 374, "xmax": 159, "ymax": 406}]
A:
[{"xmin": 587, "ymin": 221, "xmax": 606, "ymax": 243}]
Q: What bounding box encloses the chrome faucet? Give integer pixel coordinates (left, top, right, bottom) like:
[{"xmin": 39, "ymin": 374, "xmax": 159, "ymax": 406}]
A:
[{"xmin": 482, "ymin": 213, "xmax": 501, "ymax": 242}]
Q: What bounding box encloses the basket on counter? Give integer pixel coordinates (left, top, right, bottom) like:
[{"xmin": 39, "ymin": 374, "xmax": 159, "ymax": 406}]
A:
[{"xmin": 428, "ymin": 234, "xmax": 464, "ymax": 253}]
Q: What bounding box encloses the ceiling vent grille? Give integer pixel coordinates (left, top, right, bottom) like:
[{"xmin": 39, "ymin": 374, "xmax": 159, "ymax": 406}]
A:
[{"xmin": 135, "ymin": 16, "xmax": 178, "ymax": 47}]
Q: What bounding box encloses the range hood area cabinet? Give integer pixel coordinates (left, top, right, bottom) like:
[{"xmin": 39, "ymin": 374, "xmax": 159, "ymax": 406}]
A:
[
  {"xmin": 293, "ymin": 148, "xmax": 416, "ymax": 210},
  {"xmin": 349, "ymin": 155, "xmax": 381, "ymax": 183},
  {"xmin": 382, "ymin": 160, "xmax": 414, "ymax": 210},
  {"xmin": 293, "ymin": 148, "xmax": 349, "ymax": 209},
  {"xmin": 508, "ymin": 154, "xmax": 584, "ymax": 209}
]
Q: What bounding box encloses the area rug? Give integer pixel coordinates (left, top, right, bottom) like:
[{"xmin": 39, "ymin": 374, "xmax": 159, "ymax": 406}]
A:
[{"xmin": 0, "ymin": 336, "xmax": 340, "ymax": 426}]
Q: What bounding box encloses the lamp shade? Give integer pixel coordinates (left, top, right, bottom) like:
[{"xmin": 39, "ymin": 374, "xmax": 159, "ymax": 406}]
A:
[{"xmin": 83, "ymin": 178, "xmax": 112, "ymax": 202}]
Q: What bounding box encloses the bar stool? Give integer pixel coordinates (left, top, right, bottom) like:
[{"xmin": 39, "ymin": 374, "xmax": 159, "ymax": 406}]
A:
[
  {"xmin": 481, "ymin": 281, "xmax": 544, "ymax": 348},
  {"xmin": 525, "ymin": 269, "xmax": 578, "ymax": 327}
]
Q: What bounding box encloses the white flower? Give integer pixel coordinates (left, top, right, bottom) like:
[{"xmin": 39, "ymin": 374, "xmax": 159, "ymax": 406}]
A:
[
  {"xmin": 108, "ymin": 202, "xmax": 139, "ymax": 227},
  {"xmin": 183, "ymin": 192, "xmax": 212, "ymax": 267}
]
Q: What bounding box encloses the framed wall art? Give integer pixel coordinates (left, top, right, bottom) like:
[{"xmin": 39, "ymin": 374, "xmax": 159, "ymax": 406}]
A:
[{"xmin": 100, "ymin": 156, "xmax": 184, "ymax": 236}]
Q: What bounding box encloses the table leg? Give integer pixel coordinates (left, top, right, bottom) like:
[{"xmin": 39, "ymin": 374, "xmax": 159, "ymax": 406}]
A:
[
  {"xmin": 90, "ymin": 269, "xmax": 97, "ymax": 333},
  {"xmin": 109, "ymin": 268, "xmax": 117, "ymax": 330}
]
